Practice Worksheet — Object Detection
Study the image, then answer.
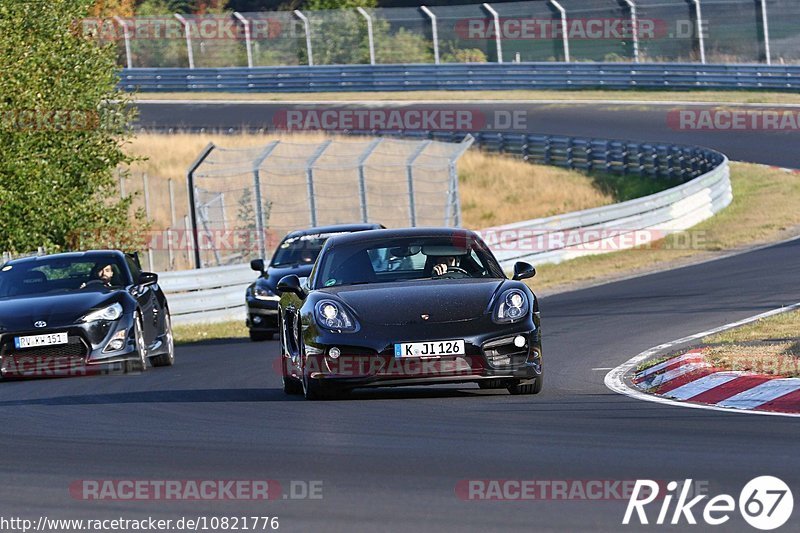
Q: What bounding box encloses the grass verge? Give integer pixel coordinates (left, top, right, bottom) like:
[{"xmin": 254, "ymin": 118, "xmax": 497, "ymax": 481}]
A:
[
  {"xmin": 173, "ymin": 320, "xmax": 248, "ymax": 345},
  {"xmin": 133, "ymin": 89, "xmax": 800, "ymax": 105},
  {"xmin": 530, "ymin": 163, "xmax": 800, "ymax": 292}
]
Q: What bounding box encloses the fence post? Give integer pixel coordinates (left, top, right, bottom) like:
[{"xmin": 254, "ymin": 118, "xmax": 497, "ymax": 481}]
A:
[
  {"xmin": 174, "ymin": 14, "xmax": 195, "ymax": 69},
  {"xmin": 357, "ymin": 7, "xmax": 376, "ymax": 65},
  {"xmin": 420, "ymin": 6, "xmax": 439, "ymax": 65},
  {"xmin": 294, "ymin": 10, "xmax": 314, "ymax": 66},
  {"xmin": 622, "ymin": 0, "xmax": 639, "ymax": 63},
  {"xmin": 357, "ymin": 139, "xmax": 382, "ymax": 223},
  {"xmin": 186, "ymin": 143, "xmax": 215, "ymax": 269},
  {"xmin": 168, "ymin": 178, "xmax": 176, "ymax": 227},
  {"xmin": 113, "ymin": 16, "xmax": 133, "ymax": 69},
  {"xmin": 118, "ymin": 171, "xmax": 126, "ymax": 198},
  {"xmin": 253, "ymin": 141, "xmax": 281, "ymax": 261},
  {"xmin": 142, "ymin": 173, "xmax": 154, "ymax": 271},
  {"xmin": 405, "ymin": 140, "xmax": 431, "ymax": 227},
  {"xmin": 549, "ymin": 0, "xmax": 570, "ymax": 62},
  {"xmin": 447, "ymin": 135, "xmax": 474, "ymax": 227},
  {"xmin": 233, "ymin": 12, "xmax": 254, "ymax": 68},
  {"xmin": 305, "ymin": 141, "xmax": 332, "ymax": 227},
  {"xmin": 691, "ymin": 0, "xmax": 706, "ymax": 64},
  {"xmin": 183, "ymin": 215, "xmax": 192, "ymax": 267},
  {"xmin": 482, "ymin": 3, "xmax": 503, "ymax": 63},
  {"xmin": 760, "ymin": 0, "xmax": 771, "ymax": 65}
]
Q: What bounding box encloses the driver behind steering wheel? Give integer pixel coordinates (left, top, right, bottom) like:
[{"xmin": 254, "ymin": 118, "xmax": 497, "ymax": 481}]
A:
[{"xmin": 432, "ymin": 256, "xmax": 461, "ymax": 277}]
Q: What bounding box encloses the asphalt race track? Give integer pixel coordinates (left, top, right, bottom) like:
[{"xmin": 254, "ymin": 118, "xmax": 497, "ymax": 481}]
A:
[
  {"xmin": 1, "ymin": 100, "xmax": 799, "ymax": 532},
  {"xmin": 135, "ymin": 100, "xmax": 800, "ymax": 168}
]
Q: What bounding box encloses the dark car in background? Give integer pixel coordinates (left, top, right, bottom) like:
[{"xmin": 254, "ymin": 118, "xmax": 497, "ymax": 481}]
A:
[
  {"xmin": 0, "ymin": 250, "xmax": 174, "ymax": 378},
  {"xmin": 276, "ymin": 227, "xmax": 542, "ymax": 400},
  {"xmin": 245, "ymin": 224, "xmax": 383, "ymax": 341}
]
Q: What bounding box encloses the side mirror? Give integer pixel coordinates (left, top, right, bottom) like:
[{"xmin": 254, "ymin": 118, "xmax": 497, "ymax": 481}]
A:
[
  {"xmin": 277, "ymin": 274, "xmax": 305, "ymax": 298},
  {"xmin": 250, "ymin": 259, "xmax": 265, "ymax": 273},
  {"xmin": 139, "ymin": 272, "xmax": 159, "ymax": 286},
  {"xmin": 512, "ymin": 261, "xmax": 536, "ymax": 281}
]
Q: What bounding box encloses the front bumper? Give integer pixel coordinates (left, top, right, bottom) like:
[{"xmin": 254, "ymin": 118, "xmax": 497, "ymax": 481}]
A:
[
  {"xmin": 0, "ymin": 314, "xmax": 141, "ymax": 378},
  {"xmin": 246, "ymin": 296, "xmax": 279, "ymax": 332},
  {"xmin": 294, "ymin": 324, "xmax": 542, "ymax": 390}
]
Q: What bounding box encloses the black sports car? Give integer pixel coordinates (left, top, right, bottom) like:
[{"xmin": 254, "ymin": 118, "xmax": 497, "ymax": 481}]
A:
[
  {"xmin": 246, "ymin": 223, "xmax": 383, "ymax": 341},
  {"xmin": 276, "ymin": 227, "xmax": 542, "ymax": 400},
  {"xmin": 0, "ymin": 250, "xmax": 174, "ymax": 378}
]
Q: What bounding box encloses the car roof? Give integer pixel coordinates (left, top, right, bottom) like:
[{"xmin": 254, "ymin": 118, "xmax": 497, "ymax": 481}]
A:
[
  {"xmin": 324, "ymin": 227, "xmax": 478, "ymax": 247},
  {"xmin": 4, "ymin": 250, "xmax": 128, "ymax": 267},
  {"xmin": 283, "ymin": 223, "xmax": 383, "ymax": 239}
]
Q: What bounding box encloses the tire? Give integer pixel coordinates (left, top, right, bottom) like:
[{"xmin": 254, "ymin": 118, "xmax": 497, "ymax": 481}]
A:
[
  {"xmin": 249, "ymin": 330, "xmax": 274, "ymax": 342},
  {"xmin": 283, "ymin": 376, "xmax": 303, "ymax": 395},
  {"xmin": 507, "ymin": 374, "xmax": 543, "ymax": 395},
  {"xmin": 150, "ymin": 312, "xmax": 175, "ymax": 367},
  {"xmin": 125, "ymin": 314, "xmax": 148, "ymax": 374}
]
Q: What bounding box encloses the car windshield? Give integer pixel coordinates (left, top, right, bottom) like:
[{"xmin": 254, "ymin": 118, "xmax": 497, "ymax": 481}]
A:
[
  {"xmin": 314, "ymin": 235, "xmax": 501, "ymax": 288},
  {"xmin": 270, "ymin": 232, "xmax": 348, "ymax": 268},
  {"xmin": 0, "ymin": 256, "xmax": 127, "ymax": 299}
]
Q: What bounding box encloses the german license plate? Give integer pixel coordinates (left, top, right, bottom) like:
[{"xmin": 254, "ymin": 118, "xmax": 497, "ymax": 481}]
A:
[
  {"xmin": 14, "ymin": 332, "xmax": 68, "ymax": 349},
  {"xmin": 394, "ymin": 340, "xmax": 465, "ymax": 358}
]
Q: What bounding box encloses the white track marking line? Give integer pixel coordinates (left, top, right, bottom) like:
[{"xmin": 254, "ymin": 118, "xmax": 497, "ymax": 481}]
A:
[
  {"xmin": 665, "ymin": 371, "xmax": 743, "ymax": 400},
  {"xmin": 645, "ymin": 362, "xmax": 710, "ymax": 388},
  {"xmin": 604, "ymin": 302, "xmax": 800, "ymax": 418},
  {"xmin": 716, "ymin": 379, "xmax": 800, "ymax": 410},
  {"xmin": 636, "ymin": 351, "xmax": 704, "ymax": 378}
]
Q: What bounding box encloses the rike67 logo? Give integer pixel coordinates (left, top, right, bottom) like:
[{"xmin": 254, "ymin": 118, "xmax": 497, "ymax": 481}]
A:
[{"xmin": 624, "ymin": 477, "xmax": 793, "ymax": 530}]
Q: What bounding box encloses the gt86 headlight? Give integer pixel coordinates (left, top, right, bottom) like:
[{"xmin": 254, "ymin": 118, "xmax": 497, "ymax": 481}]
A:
[
  {"xmin": 315, "ymin": 299, "xmax": 356, "ymax": 332},
  {"xmin": 81, "ymin": 302, "xmax": 123, "ymax": 323},
  {"xmin": 493, "ymin": 289, "xmax": 529, "ymax": 324}
]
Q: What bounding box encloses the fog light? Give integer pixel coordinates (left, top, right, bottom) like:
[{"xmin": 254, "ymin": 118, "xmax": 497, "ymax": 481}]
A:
[
  {"xmin": 104, "ymin": 330, "xmax": 127, "ymax": 353},
  {"xmin": 513, "ymin": 335, "xmax": 526, "ymax": 348},
  {"xmin": 253, "ymin": 316, "xmax": 262, "ymax": 325},
  {"xmin": 329, "ymin": 347, "xmax": 341, "ymax": 359}
]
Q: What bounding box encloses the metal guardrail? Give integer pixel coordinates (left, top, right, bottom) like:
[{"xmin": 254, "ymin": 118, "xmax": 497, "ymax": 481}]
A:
[
  {"xmin": 160, "ymin": 131, "xmax": 729, "ymax": 325},
  {"xmin": 120, "ymin": 63, "xmax": 800, "ymax": 92}
]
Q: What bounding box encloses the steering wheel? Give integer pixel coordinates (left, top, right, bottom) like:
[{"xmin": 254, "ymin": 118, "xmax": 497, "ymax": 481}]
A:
[{"xmin": 445, "ymin": 266, "xmax": 470, "ymax": 275}]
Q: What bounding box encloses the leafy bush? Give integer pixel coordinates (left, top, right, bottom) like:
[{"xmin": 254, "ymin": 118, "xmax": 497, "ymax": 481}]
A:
[{"xmin": 0, "ymin": 0, "xmax": 144, "ymax": 254}]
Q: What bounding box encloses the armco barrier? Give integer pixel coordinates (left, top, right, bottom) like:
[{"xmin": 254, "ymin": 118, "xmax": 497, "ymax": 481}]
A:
[
  {"xmin": 160, "ymin": 131, "xmax": 729, "ymax": 325},
  {"xmin": 120, "ymin": 63, "xmax": 800, "ymax": 93}
]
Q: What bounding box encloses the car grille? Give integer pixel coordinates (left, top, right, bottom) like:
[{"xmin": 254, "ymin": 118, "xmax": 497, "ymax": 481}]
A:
[
  {"xmin": 482, "ymin": 336, "xmax": 530, "ymax": 369},
  {"xmin": 0, "ymin": 335, "xmax": 89, "ymax": 359}
]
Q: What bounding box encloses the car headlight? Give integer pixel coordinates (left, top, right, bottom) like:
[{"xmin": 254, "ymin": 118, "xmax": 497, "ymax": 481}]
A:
[
  {"xmin": 254, "ymin": 286, "xmax": 280, "ymax": 301},
  {"xmin": 81, "ymin": 302, "xmax": 123, "ymax": 322},
  {"xmin": 493, "ymin": 289, "xmax": 529, "ymax": 324},
  {"xmin": 315, "ymin": 299, "xmax": 356, "ymax": 332}
]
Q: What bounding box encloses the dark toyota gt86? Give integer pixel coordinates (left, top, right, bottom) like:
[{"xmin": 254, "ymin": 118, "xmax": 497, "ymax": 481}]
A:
[
  {"xmin": 246, "ymin": 223, "xmax": 382, "ymax": 341},
  {"xmin": 0, "ymin": 250, "xmax": 174, "ymax": 378},
  {"xmin": 276, "ymin": 228, "xmax": 542, "ymax": 400}
]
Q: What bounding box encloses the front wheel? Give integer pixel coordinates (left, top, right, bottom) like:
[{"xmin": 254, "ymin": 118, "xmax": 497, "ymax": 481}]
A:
[
  {"xmin": 125, "ymin": 314, "xmax": 148, "ymax": 374},
  {"xmin": 249, "ymin": 330, "xmax": 274, "ymax": 342},
  {"xmin": 150, "ymin": 312, "xmax": 175, "ymax": 367}
]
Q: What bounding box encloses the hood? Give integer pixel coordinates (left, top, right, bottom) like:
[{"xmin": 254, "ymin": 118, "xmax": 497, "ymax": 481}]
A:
[
  {"xmin": 0, "ymin": 290, "xmax": 120, "ymax": 330},
  {"xmin": 261, "ymin": 264, "xmax": 315, "ymax": 291},
  {"xmin": 324, "ymin": 279, "xmax": 506, "ymax": 326}
]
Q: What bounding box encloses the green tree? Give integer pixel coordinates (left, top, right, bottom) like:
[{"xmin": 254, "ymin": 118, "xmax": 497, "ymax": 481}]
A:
[{"xmin": 0, "ymin": 0, "xmax": 144, "ymax": 254}]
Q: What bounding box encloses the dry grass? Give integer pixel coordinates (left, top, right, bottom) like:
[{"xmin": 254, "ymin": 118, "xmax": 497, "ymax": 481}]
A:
[
  {"xmin": 530, "ymin": 163, "xmax": 800, "ymax": 292},
  {"xmin": 173, "ymin": 319, "xmax": 248, "ymax": 344},
  {"xmin": 702, "ymin": 343, "xmax": 800, "ymax": 377},
  {"xmin": 704, "ymin": 310, "xmax": 800, "ymax": 345},
  {"xmin": 134, "ymin": 90, "xmax": 800, "ymax": 105},
  {"xmin": 458, "ymin": 152, "xmax": 612, "ymax": 227}
]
